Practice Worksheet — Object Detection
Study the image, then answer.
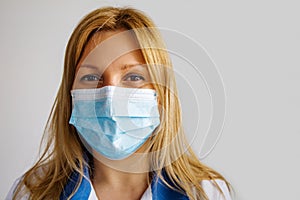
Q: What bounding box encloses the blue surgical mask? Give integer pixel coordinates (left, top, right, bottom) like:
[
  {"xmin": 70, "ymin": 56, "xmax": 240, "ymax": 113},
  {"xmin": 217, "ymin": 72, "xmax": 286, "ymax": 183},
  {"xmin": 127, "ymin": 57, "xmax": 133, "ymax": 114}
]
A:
[{"xmin": 69, "ymin": 86, "xmax": 160, "ymax": 160}]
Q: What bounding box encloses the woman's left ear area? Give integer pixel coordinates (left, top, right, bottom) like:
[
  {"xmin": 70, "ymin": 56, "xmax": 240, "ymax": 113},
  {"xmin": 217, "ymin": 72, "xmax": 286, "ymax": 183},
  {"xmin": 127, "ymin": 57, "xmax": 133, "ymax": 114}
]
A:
[{"xmin": 156, "ymin": 94, "xmax": 161, "ymax": 105}]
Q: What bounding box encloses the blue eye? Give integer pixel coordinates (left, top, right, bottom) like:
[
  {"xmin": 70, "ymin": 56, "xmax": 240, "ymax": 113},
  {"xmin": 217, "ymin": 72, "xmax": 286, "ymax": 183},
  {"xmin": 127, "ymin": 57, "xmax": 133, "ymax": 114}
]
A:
[
  {"xmin": 124, "ymin": 74, "xmax": 145, "ymax": 81},
  {"xmin": 80, "ymin": 74, "xmax": 101, "ymax": 82}
]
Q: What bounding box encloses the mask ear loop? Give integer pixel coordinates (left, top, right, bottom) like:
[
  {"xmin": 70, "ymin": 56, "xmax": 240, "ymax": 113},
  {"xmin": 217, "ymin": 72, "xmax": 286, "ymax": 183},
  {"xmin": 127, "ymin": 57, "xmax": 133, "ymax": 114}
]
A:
[{"xmin": 149, "ymin": 98, "xmax": 163, "ymax": 144}]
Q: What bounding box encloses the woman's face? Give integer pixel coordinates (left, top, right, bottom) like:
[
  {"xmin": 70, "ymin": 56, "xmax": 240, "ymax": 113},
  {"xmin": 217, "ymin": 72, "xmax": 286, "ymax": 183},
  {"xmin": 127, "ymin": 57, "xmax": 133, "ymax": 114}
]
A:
[
  {"xmin": 72, "ymin": 29, "xmax": 153, "ymax": 90},
  {"xmin": 71, "ymin": 30, "xmax": 157, "ymax": 162}
]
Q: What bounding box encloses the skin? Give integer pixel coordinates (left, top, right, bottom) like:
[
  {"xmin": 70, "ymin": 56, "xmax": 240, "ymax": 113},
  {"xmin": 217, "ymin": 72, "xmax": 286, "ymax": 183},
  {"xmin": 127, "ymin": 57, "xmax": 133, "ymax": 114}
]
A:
[
  {"xmin": 72, "ymin": 30, "xmax": 153, "ymax": 200},
  {"xmin": 73, "ymin": 29, "xmax": 153, "ymax": 90}
]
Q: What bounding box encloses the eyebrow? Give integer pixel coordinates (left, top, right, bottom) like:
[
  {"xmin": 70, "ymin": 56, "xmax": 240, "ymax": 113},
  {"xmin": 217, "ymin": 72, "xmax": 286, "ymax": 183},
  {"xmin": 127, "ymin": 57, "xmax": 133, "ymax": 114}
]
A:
[
  {"xmin": 121, "ymin": 64, "xmax": 146, "ymax": 71},
  {"xmin": 79, "ymin": 64, "xmax": 99, "ymax": 70},
  {"xmin": 79, "ymin": 63, "xmax": 146, "ymax": 71}
]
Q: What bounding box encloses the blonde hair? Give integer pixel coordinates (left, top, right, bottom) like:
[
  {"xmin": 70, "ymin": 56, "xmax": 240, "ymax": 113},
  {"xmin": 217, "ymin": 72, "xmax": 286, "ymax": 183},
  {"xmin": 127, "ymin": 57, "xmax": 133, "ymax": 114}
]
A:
[{"xmin": 13, "ymin": 6, "xmax": 230, "ymax": 200}]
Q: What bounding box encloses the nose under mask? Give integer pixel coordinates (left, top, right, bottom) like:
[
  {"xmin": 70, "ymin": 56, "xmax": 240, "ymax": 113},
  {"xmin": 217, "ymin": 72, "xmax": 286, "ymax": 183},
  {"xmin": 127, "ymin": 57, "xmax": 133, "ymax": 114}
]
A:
[{"xmin": 69, "ymin": 86, "xmax": 160, "ymax": 160}]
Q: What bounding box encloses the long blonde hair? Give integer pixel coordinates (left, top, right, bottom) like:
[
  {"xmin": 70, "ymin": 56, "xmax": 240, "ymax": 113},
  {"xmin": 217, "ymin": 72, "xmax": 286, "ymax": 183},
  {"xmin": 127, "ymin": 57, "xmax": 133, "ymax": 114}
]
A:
[{"xmin": 13, "ymin": 6, "xmax": 230, "ymax": 200}]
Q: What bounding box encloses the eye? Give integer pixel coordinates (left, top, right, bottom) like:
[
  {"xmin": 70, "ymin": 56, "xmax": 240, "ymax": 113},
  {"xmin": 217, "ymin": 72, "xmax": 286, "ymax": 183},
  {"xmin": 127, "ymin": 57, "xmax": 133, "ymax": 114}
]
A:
[
  {"xmin": 80, "ymin": 74, "xmax": 101, "ymax": 82},
  {"xmin": 124, "ymin": 74, "xmax": 145, "ymax": 82}
]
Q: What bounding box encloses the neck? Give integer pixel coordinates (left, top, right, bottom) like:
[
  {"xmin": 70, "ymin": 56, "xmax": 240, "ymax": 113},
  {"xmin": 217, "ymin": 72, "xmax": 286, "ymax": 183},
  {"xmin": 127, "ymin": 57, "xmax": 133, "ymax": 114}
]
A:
[
  {"xmin": 92, "ymin": 155, "xmax": 150, "ymax": 200},
  {"xmin": 91, "ymin": 152, "xmax": 151, "ymax": 189}
]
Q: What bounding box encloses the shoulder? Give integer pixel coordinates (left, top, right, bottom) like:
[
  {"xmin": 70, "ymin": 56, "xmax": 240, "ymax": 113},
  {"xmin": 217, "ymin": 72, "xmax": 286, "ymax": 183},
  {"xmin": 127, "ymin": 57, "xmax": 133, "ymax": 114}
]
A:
[{"xmin": 200, "ymin": 179, "xmax": 232, "ymax": 200}]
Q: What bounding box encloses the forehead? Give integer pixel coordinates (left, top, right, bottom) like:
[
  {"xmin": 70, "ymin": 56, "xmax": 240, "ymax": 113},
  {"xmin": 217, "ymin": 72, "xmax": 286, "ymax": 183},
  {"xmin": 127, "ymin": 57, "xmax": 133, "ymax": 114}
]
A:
[{"xmin": 78, "ymin": 30, "xmax": 142, "ymax": 69}]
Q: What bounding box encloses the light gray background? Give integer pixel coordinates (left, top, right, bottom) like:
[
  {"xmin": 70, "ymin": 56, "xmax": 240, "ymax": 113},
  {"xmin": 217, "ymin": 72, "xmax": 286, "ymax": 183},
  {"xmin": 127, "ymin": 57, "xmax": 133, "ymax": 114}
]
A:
[{"xmin": 1, "ymin": 0, "xmax": 299, "ymax": 199}]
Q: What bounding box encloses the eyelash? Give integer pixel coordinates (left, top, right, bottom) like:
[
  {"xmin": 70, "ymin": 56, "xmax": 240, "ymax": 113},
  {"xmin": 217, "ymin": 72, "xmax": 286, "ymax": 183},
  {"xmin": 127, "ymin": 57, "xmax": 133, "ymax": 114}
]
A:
[
  {"xmin": 80, "ymin": 73, "xmax": 145, "ymax": 82},
  {"xmin": 123, "ymin": 74, "xmax": 145, "ymax": 82},
  {"xmin": 80, "ymin": 74, "xmax": 101, "ymax": 82}
]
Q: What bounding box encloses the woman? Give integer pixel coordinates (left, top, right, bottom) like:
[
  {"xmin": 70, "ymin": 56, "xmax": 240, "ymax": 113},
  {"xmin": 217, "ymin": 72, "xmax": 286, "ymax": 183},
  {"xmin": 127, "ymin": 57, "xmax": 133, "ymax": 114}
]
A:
[{"xmin": 7, "ymin": 6, "xmax": 232, "ymax": 200}]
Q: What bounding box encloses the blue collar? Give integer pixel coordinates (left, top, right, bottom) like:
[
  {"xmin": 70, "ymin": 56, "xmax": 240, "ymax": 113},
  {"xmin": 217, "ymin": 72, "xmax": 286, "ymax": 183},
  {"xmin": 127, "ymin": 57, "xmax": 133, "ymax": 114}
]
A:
[{"xmin": 60, "ymin": 165, "xmax": 189, "ymax": 200}]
